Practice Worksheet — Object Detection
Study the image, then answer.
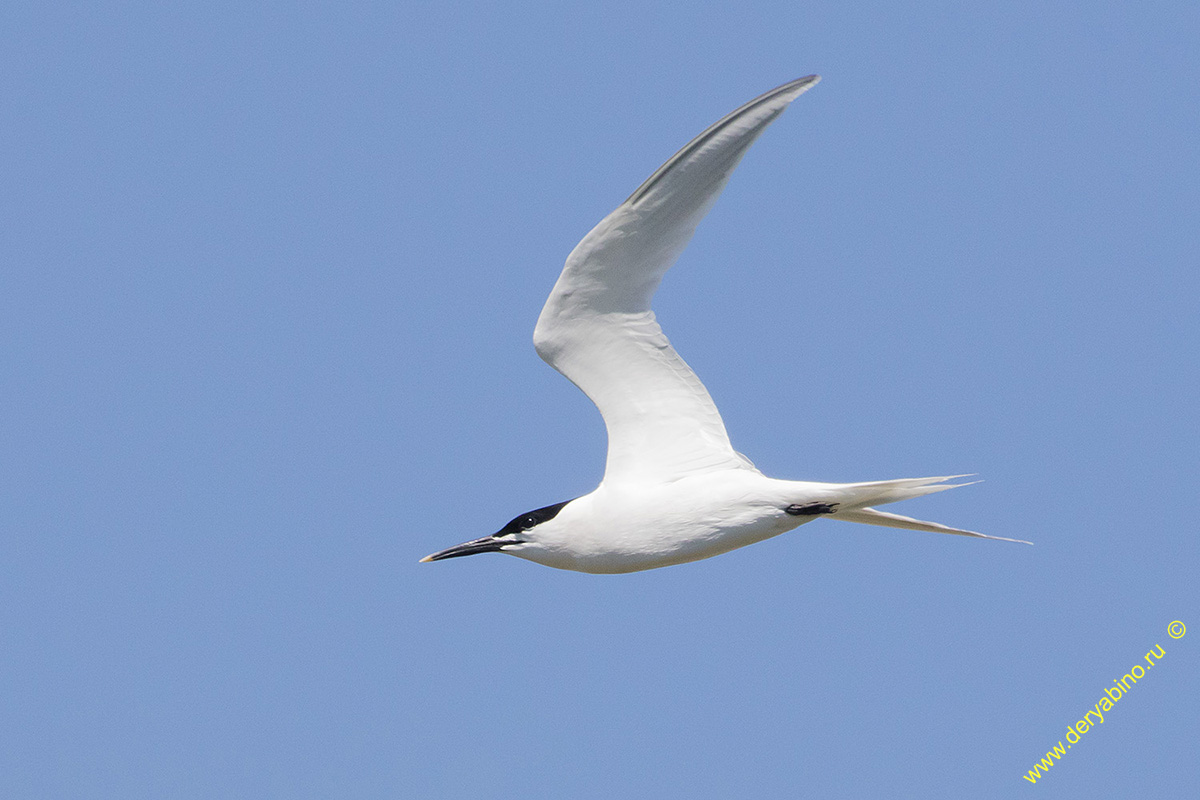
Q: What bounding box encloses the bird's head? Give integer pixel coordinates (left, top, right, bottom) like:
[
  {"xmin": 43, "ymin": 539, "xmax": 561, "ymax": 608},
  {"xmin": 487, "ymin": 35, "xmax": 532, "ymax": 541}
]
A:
[{"xmin": 420, "ymin": 499, "xmax": 573, "ymax": 564}]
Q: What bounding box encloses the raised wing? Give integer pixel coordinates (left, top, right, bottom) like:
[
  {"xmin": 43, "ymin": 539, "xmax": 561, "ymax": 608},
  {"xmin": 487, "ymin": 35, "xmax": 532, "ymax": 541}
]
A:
[{"xmin": 533, "ymin": 76, "xmax": 819, "ymax": 485}]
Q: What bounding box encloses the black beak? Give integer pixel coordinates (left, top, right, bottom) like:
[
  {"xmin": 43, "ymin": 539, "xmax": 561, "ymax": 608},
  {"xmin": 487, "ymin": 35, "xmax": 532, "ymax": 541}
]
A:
[{"xmin": 420, "ymin": 536, "xmax": 516, "ymax": 563}]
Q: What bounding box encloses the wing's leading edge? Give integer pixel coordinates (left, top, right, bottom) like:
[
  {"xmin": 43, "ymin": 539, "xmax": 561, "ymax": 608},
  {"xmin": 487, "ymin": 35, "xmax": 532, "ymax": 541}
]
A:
[{"xmin": 534, "ymin": 76, "xmax": 819, "ymax": 484}]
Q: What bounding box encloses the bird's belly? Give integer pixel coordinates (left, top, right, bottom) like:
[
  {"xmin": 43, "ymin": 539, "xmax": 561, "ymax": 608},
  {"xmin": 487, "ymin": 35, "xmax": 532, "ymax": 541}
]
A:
[{"xmin": 548, "ymin": 509, "xmax": 805, "ymax": 574}]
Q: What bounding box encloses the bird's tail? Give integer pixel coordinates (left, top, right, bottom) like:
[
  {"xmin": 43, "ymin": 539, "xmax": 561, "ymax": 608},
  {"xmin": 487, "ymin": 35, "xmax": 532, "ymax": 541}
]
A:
[{"xmin": 826, "ymin": 475, "xmax": 1031, "ymax": 545}]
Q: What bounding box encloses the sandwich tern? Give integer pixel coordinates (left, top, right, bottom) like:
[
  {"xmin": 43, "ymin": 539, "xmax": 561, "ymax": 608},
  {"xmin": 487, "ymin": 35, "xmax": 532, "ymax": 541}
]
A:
[{"xmin": 423, "ymin": 75, "xmax": 1030, "ymax": 573}]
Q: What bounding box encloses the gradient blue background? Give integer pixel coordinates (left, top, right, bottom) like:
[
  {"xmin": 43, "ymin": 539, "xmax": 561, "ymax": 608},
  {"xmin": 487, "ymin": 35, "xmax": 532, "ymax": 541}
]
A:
[{"xmin": 3, "ymin": 2, "xmax": 1196, "ymax": 797}]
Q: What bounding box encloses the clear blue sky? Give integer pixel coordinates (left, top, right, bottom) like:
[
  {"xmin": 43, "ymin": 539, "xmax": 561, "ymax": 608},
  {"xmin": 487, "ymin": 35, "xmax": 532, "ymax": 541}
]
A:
[{"xmin": 2, "ymin": 2, "xmax": 1196, "ymax": 798}]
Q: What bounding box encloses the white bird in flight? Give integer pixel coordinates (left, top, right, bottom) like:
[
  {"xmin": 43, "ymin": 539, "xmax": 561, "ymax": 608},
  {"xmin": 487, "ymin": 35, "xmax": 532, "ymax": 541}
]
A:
[{"xmin": 422, "ymin": 75, "xmax": 1030, "ymax": 573}]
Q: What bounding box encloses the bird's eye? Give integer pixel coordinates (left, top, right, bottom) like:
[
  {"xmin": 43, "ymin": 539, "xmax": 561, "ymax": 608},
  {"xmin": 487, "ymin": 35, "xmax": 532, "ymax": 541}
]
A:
[{"xmin": 521, "ymin": 515, "xmax": 539, "ymax": 529}]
